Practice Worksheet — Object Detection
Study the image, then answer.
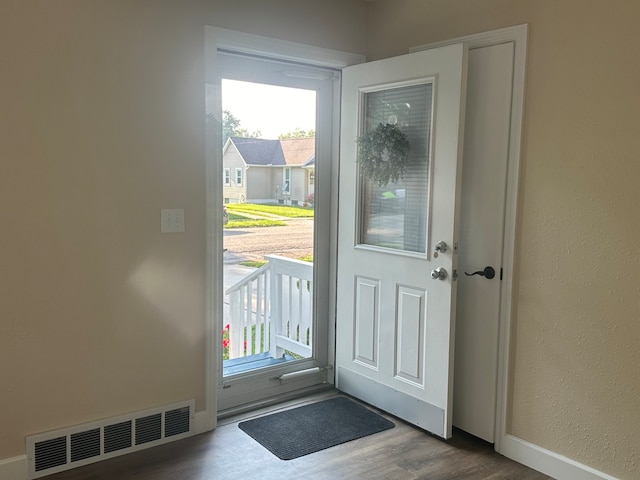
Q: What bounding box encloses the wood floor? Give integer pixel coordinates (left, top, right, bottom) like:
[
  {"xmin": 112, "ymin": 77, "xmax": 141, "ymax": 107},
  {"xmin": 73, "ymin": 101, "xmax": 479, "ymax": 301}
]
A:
[{"xmin": 48, "ymin": 391, "xmax": 552, "ymax": 480}]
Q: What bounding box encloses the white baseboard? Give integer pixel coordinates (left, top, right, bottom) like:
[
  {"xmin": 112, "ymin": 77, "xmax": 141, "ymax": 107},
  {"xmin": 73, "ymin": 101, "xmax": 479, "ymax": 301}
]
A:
[
  {"xmin": 3, "ymin": 429, "xmax": 619, "ymax": 480},
  {"xmin": 499, "ymin": 434, "xmax": 620, "ymax": 480},
  {"xmin": 0, "ymin": 455, "xmax": 27, "ymax": 480},
  {"xmin": 194, "ymin": 410, "xmax": 213, "ymax": 434}
]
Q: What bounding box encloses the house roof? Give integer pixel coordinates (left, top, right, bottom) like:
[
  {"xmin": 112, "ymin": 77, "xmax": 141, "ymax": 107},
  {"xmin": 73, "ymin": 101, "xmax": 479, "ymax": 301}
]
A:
[
  {"xmin": 229, "ymin": 137, "xmax": 285, "ymax": 166},
  {"xmin": 228, "ymin": 136, "xmax": 315, "ymax": 167},
  {"xmin": 280, "ymin": 137, "xmax": 315, "ymax": 166}
]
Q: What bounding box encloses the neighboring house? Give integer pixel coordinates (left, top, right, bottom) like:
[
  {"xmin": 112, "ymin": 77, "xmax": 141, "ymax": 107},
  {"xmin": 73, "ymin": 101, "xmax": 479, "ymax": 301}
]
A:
[{"xmin": 223, "ymin": 137, "xmax": 315, "ymax": 205}]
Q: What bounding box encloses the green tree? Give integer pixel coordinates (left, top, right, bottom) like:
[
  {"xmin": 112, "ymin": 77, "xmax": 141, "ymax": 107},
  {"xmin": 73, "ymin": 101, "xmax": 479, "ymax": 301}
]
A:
[
  {"xmin": 223, "ymin": 110, "xmax": 261, "ymax": 142},
  {"xmin": 278, "ymin": 128, "xmax": 315, "ymax": 139},
  {"xmin": 222, "ymin": 110, "xmax": 242, "ymax": 142},
  {"xmin": 205, "ymin": 110, "xmax": 261, "ymax": 144}
]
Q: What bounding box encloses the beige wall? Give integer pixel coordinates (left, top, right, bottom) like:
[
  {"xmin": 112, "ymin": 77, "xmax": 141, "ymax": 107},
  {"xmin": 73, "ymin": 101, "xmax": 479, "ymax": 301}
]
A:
[
  {"xmin": 246, "ymin": 167, "xmax": 275, "ymax": 202},
  {"xmin": 4, "ymin": 1, "xmax": 639, "ymax": 478},
  {"xmin": 222, "ymin": 145, "xmax": 247, "ymax": 202},
  {"xmin": 367, "ymin": 1, "xmax": 640, "ymax": 478},
  {"xmin": 0, "ymin": 0, "xmax": 366, "ymax": 458},
  {"xmin": 290, "ymin": 167, "xmax": 307, "ymax": 203}
]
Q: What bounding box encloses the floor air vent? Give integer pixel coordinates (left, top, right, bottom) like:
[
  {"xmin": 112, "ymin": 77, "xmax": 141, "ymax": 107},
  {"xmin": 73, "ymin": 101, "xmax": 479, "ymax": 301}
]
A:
[{"xmin": 26, "ymin": 400, "xmax": 194, "ymax": 479}]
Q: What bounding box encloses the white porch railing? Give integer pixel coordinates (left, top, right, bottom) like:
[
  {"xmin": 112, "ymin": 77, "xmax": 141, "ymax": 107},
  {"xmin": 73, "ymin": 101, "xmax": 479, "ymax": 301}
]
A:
[{"xmin": 225, "ymin": 255, "xmax": 313, "ymax": 361}]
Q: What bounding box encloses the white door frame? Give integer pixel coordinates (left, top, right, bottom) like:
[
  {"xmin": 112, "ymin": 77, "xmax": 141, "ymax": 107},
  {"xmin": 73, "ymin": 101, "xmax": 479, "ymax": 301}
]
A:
[
  {"xmin": 202, "ymin": 24, "xmax": 526, "ymax": 443},
  {"xmin": 203, "ymin": 26, "xmax": 364, "ymax": 432},
  {"xmin": 411, "ymin": 24, "xmax": 528, "ymax": 454}
]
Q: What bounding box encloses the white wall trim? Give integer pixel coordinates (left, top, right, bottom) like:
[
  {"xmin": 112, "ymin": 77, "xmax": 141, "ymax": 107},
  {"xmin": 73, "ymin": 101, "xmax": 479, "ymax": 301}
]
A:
[
  {"xmin": 0, "ymin": 455, "xmax": 27, "ymax": 480},
  {"xmin": 500, "ymin": 435, "xmax": 620, "ymax": 480},
  {"xmin": 206, "ymin": 27, "xmax": 364, "ymax": 69},
  {"xmin": 194, "ymin": 410, "xmax": 211, "ymax": 435}
]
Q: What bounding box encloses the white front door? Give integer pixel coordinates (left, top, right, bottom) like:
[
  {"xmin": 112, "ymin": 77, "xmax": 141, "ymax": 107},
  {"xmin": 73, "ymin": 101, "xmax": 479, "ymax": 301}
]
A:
[{"xmin": 335, "ymin": 44, "xmax": 468, "ymax": 439}]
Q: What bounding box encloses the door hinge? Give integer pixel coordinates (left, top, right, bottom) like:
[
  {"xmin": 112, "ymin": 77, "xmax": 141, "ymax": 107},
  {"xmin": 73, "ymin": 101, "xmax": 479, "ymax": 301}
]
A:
[{"xmin": 452, "ymin": 269, "xmax": 458, "ymax": 281}]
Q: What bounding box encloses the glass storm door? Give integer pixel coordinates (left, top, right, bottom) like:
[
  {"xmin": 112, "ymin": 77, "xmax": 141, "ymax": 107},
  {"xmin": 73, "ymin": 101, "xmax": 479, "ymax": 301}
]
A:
[{"xmin": 215, "ymin": 52, "xmax": 336, "ymax": 413}]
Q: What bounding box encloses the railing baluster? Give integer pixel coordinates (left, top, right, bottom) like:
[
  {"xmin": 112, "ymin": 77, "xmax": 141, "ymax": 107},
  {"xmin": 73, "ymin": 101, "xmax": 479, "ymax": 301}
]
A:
[
  {"xmin": 251, "ymin": 277, "xmax": 258, "ymax": 355},
  {"xmin": 265, "ymin": 268, "xmax": 271, "ymax": 355},
  {"xmin": 298, "ymin": 276, "xmax": 303, "ymax": 343},
  {"xmin": 226, "ymin": 256, "xmax": 313, "ymax": 362},
  {"xmin": 256, "ymin": 273, "xmax": 263, "ymax": 355},
  {"xmin": 240, "ymin": 281, "xmax": 253, "ymax": 357},
  {"xmin": 286, "ymin": 275, "xmax": 292, "ymax": 342}
]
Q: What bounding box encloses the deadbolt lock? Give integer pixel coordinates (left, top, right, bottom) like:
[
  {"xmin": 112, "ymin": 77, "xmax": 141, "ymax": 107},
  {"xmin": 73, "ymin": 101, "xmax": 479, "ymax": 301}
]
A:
[{"xmin": 434, "ymin": 241, "xmax": 448, "ymax": 253}]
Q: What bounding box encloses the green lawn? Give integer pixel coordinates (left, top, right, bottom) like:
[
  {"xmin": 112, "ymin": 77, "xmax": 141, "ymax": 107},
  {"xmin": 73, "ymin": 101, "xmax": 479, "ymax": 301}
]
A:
[
  {"xmin": 226, "ymin": 203, "xmax": 314, "ymax": 218},
  {"xmin": 225, "ymin": 219, "xmax": 285, "ymax": 228},
  {"xmin": 239, "ymin": 255, "xmax": 312, "ymax": 268},
  {"xmin": 238, "ymin": 260, "xmax": 268, "ymax": 268}
]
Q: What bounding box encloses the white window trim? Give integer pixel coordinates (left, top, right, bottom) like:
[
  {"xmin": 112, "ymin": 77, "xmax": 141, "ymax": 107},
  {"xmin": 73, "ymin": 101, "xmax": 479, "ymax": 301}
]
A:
[
  {"xmin": 223, "ymin": 168, "xmax": 230, "ymax": 186},
  {"xmin": 234, "ymin": 167, "xmax": 243, "ymax": 186}
]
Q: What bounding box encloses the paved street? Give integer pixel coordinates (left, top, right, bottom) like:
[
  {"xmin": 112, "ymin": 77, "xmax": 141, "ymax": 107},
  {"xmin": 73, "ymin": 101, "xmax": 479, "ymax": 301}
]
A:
[
  {"xmin": 222, "ymin": 219, "xmax": 314, "ymax": 351},
  {"xmin": 223, "ymin": 218, "xmax": 314, "ymax": 264}
]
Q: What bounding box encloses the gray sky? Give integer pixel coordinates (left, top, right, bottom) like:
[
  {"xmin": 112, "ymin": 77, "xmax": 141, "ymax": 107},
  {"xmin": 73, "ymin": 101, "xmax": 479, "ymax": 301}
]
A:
[{"xmin": 222, "ymin": 79, "xmax": 316, "ymax": 139}]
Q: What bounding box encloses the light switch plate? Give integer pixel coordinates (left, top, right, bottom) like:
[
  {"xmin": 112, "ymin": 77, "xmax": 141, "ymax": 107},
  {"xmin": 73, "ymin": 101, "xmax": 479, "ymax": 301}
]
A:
[{"xmin": 161, "ymin": 209, "xmax": 185, "ymax": 233}]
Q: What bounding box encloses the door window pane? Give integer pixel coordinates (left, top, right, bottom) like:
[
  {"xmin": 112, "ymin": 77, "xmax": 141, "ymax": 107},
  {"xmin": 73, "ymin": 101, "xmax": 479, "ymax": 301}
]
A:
[
  {"xmin": 221, "ymin": 76, "xmax": 317, "ymax": 377},
  {"xmin": 358, "ymin": 83, "xmax": 433, "ymax": 254}
]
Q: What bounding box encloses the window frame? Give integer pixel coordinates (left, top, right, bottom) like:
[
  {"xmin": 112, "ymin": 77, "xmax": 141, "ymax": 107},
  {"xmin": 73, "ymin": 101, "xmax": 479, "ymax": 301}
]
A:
[{"xmin": 283, "ymin": 167, "xmax": 291, "ymax": 194}]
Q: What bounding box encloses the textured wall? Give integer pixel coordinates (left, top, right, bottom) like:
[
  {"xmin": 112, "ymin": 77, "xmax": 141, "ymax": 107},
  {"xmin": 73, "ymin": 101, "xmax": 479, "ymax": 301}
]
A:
[
  {"xmin": 0, "ymin": 0, "xmax": 366, "ymax": 458},
  {"xmin": 367, "ymin": 1, "xmax": 640, "ymax": 478}
]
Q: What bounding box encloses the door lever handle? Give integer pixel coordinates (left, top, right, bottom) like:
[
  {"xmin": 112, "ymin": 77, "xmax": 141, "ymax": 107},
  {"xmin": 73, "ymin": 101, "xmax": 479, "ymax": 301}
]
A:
[{"xmin": 464, "ymin": 266, "xmax": 496, "ymax": 279}]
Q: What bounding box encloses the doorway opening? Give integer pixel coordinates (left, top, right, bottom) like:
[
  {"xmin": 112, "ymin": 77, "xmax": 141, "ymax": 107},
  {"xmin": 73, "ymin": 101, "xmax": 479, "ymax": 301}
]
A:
[
  {"xmin": 214, "ymin": 51, "xmax": 338, "ymax": 414},
  {"xmin": 221, "ymin": 78, "xmax": 317, "ymax": 376}
]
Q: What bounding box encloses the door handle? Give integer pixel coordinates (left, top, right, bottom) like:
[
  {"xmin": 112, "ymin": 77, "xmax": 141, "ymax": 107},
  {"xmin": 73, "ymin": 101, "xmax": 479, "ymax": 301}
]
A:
[
  {"xmin": 464, "ymin": 266, "xmax": 495, "ymax": 279},
  {"xmin": 431, "ymin": 267, "xmax": 447, "ymax": 280}
]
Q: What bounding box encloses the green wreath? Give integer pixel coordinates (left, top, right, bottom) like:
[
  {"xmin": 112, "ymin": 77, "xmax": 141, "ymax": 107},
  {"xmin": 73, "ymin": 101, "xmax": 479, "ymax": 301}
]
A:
[{"xmin": 356, "ymin": 123, "xmax": 410, "ymax": 186}]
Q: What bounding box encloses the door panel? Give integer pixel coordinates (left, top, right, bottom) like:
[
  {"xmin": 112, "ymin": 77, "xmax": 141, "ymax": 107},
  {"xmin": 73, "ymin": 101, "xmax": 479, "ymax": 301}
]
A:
[
  {"xmin": 336, "ymin": 44, "xmax": 468, "ymax": 439},
  {"xmin": 453, "ymin": 42, "xmax": 514, "ymax": 442},
  {"xmin": 395, "ymin": 285, "xmax": 426, "ymax": 385},
  {"xmin": 354, "ymin": 276, "xmax": 380, "ymax": 368}
]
